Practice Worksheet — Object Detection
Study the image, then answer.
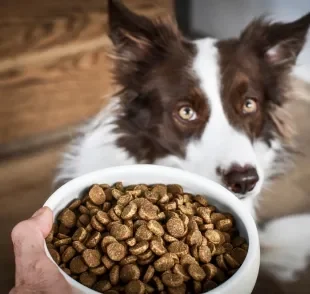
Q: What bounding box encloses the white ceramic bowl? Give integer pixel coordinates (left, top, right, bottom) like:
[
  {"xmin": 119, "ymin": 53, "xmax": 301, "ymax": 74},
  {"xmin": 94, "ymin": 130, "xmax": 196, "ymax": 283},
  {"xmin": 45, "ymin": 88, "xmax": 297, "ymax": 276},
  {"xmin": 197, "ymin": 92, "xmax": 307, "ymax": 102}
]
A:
[{"xmin": 44, "ymin": 165, "xmax": 260, "ymax": 294}]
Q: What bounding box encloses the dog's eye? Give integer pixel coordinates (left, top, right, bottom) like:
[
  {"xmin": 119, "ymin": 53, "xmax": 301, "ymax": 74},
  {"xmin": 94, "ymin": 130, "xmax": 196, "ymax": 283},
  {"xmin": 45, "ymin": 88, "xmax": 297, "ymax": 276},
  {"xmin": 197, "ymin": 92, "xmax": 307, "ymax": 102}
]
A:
[
  {"xmin": 243, "ymin": 98, "xmax": 257, "ymax": 114},
  {"xmin": 178, "ymin": 106, "xmax": 197, "ymax": 121}
]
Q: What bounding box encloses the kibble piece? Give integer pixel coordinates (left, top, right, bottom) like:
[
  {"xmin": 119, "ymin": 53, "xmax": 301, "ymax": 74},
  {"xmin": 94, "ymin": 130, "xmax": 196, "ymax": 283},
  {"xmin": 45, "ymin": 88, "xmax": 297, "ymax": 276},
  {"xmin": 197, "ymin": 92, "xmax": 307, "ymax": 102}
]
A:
[
  {"xmin": 202, "ymin": 263, "xmax": 219, "ymax": 280},
  {"xmin": 86, "ymin": 231, "xmax": 101, "ymax": 248},
  {"xmin": 121, "ymin": 202, "xmax": 138, "ymax": 220},
  {"xmin": 54, "ymin": 238, "xmax": 72, "ymax": 247},
  {"xmin": 79, "ymin": 214, "xmax": 90, "ymax": 226},
  {"xmin": 166, "ymin": 217, "xmax": 185, "ymax": 238},
  {"xmin": 205, "ymin": 230, "xmax": 225, "ymax": 245},
  {"xmin": 202, "ymin": 280, "xmax": 218, "ymax": 292},
  {"xmin": 232, "ymin": 236, "xmax": 246, "ymax": 247},
  {"xmin": 216, "ymin": 254, "xmax": 228, "ymax": 271},
  {"xmin": 90, "ymin": 265, "xmax": 107, "ymax": 275},
  {"xmin": 193, "ymin": 195, "xmax": 208, "ymax": 207},
  {"xmin": 101, "ymin": 236, "xmax": 118, "ymax": 251},
  {"xmin": 90, "ymin": 216, "xmax": 105, "ymax": 232},
  {"xmin": 231, "ymin": 248, "xmax": 247, "ymax": 264},
  {"xmin": 62, "ymin": 246, "xmax": 76, "ymax": 263},
  {"xmin": 186, "ymin": 230, "xmax": 203, "ymax": 246},
  {"xmin": 82, "ymin": 249, "xmax": 101, "ymax": 268},
  {"xmin": 110, "ymin": 224, "xmax": 132, "ymax": 241},
  {"xmin": 129, "ymin": 241, "xmax": 149, "ymax": 256},
  {"xmin": 138, "ymin": 203, "xmax": 158, "ymax": 220},
  {"xmin": 94, "ymin": 280, "xmax": 112, "ymax": 292},
  {"xmin": 154, "ymin": 253, "xmax": 175, "ymax": 272},
  {"xmin": 193, "ymin": 280, "xmax": 202, "ymax": 293},
  {"xmin": 102, "ymin": 256, "xmax": 115, "ymax": 270},
  {"xmin": 188, "ymin": 263, "xmax": 206, "ymax": 281},
  {"xmin": 210, "ymin": 213, "xmax": 226, "ymax": 224},
  {"xmin": 72, "ymin": 227, "xmax": 88, "ymax": 242},
  {"xmin": 79, "ymin": 205, "xmax": 90, "ymax": 215},
  {"xmin": 86, "ymin": 201, "xmax": 100, "ymax": 211},
  {"xmin": 79, "ymin": 272, "xmax": 97, "ymax": 288},
  {"xmin": 119, "ymin": 255, "xmax": 138, "ymax": 266},
  {"xmin": 89, "ymin": 185, "xmax": 106, "ymax": 205},
  {"xmin": 168, "ymin": 241, "xmax": 189, "ymax": 256},
  {"xmin": 147, "ymin": 220, "xmax": 164, "ymax": 236},
  {"xmin": 167, "ymin": 184, "xmax": 183, "ymax": 194},
  {"xmin": 96, "ymin": 211, "xmax": 111, "ymax": 225},
  {"xmin": 59, "ymin": 208, "xmax": 76, "ymax": 228},
  {"xmin": 164, "ymin": 234, "xmax": 178, "ymax": 243},
  {"xmin": 126, "ymin": 237, "xmax": 136, "ymax": 247},
  {"xmin": 120, "ymin": 264, "xmax": 141, "ymax": 283},
  {"xmin": 162, "ymin": 272, "xmax": 183, "ymax": 288},
  {"xmin": 72, "ymin": 241, "xmax": 86, "ymax": 253},
  {"xmin": 216, "ymin": 219, "xmax": 233, "ymax": 232},
  {"xmin": 173, "ymin": 264, "xmax": 190, "ymax": 281},
  {"xmin": 198, "ymin": 245, "xmax": 212, "ymax": 263},
  {"xmin": 107, "ymin": 242, "xmax": 126, "ymax": 261},
  {"xmin": 70, "ymin": 256, "xmax": 88, "ymax": 274},
  {"xmin": 150, "ymin": 239, "xmax": 167, "ymax": 256},
  {"xmin": 110, "ymin": 265, "xmax": 120, "ymax": 286},
  {"xmin": 153, "ymin": 276, "xmax": 164, "ymax": 291},
  {"xmin": 180, "ymin": 254, "xmax": 198, "ymax": 266},
  {"xmin": 135, "ymin": 225, "xmax": 153, "ymax": 241},
  {"xmin": 143, "ymin": 265, "xmax": 155, "ymax": 283},
  {"xmin": 49, "ymin": 248, "xmax": 60, "ymax": 265},
  {"xmin": 197, "ymin": 207, "xmax": 212, "ymax": 224},
  {"xmin": 125, "ymin": 280, "xmax": 145, "ymax": 294},
  {"xmin": 224, "ymin": 253, "xmax": 240, "ymax": 269},
  {"xmin": 68, "ymin": 199, "xmax": 82, "ymax": 210}
]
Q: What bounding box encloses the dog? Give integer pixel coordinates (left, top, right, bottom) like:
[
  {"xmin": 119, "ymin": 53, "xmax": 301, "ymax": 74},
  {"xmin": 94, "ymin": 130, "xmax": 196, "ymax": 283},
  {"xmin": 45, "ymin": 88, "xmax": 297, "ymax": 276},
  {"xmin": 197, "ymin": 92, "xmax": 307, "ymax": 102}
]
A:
[{"xmin": 56, "ymin": 0, "xmax": 310, "ymax": 283}]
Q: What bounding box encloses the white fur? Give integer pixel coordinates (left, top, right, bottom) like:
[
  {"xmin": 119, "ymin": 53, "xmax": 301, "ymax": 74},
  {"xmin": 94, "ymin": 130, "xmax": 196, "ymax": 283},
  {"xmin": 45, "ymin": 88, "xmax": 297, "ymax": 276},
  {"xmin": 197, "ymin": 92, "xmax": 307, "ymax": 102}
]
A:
[
  {"xmin": 260, "ymin": 215, "xmax": 310, "ymax": 281},
  {"xmin": 57, "ymin": 37, "xmax": 310, "ymax": 282}
]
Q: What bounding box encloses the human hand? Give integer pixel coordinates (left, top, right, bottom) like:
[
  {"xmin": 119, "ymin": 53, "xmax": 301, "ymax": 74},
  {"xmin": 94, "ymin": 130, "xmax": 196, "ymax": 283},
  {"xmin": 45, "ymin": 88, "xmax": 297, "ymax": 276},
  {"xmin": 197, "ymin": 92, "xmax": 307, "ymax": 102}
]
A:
[{"xmin": 10, "ymin": 207, "xmax": 72, "ymax": 294}]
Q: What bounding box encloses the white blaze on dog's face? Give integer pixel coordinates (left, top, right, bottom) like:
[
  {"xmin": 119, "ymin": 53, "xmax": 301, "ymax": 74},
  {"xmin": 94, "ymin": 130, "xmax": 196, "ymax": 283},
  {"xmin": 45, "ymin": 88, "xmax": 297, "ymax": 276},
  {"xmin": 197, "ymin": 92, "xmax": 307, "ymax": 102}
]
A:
[{"xmin": 108, "ymin": 1, "xmax": 310, "ymax": 199}]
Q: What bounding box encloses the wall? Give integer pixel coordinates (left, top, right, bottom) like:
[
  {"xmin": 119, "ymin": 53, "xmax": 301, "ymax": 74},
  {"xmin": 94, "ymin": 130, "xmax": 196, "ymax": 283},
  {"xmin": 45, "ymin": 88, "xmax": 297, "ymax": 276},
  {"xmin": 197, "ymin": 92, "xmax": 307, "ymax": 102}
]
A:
[{"xmin": 191, "ymin": 0, "xmax": 310, "ymax": 82}]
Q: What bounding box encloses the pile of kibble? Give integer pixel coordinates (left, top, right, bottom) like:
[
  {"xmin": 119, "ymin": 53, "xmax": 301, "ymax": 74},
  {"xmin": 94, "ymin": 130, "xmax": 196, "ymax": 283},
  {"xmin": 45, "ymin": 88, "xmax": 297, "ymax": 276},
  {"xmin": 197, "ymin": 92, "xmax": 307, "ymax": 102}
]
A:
[{"xmin": 46, "ymin": 183, "xmax": 248, "ymax": 294}]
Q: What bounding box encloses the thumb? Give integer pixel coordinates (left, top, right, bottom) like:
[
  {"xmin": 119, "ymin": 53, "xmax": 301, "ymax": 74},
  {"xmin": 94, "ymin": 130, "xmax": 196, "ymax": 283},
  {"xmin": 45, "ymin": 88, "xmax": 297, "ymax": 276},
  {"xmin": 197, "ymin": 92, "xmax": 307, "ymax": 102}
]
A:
[{"xmin": 11, "ymin": 207, "xmax": 54, "ymax": 283}]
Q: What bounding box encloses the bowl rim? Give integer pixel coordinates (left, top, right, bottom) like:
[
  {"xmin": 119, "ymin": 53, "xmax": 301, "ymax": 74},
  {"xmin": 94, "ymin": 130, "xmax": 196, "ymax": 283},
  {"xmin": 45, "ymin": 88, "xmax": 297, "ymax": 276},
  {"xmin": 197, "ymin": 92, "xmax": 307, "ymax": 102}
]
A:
[{"xmin": 44, "ymin": 164, "xmax": 260, "ymax": 294}]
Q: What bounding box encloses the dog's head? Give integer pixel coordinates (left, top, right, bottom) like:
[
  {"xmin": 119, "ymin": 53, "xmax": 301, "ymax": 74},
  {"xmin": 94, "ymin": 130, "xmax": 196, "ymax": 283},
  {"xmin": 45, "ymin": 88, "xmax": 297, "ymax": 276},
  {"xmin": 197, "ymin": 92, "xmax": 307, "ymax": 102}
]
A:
[{"xmin": 108, "ymin": 0, "xmax": 310, "ymax": 199}]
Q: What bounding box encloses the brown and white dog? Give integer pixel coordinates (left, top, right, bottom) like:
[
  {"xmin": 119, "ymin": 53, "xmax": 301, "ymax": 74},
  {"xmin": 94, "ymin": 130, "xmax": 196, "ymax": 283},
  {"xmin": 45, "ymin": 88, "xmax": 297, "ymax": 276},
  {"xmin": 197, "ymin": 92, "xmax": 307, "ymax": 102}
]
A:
[{"xmin": 57, "ymin": 0, "xmax": 310, "ymax": 282}]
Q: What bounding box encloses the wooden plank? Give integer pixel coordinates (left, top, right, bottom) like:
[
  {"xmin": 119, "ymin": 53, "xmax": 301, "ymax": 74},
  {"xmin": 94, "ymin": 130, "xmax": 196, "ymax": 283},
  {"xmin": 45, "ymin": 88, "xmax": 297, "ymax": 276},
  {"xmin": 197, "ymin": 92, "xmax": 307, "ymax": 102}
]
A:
[
  {"xmin": 0, "ymin": 0, "xmax": 174, "ymax": 145},
  {"xmin": 0, "ymin": 142, "xmax": 66, "ymax": 293}
]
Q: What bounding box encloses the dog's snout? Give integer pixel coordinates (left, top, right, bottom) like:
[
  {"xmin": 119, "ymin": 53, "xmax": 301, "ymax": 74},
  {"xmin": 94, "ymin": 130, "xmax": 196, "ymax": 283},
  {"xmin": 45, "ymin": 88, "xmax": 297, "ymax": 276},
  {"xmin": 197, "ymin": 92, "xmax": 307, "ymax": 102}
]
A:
[{"xmin": 223, "ymin": 165, "xmax": 259, "ymax": 194}]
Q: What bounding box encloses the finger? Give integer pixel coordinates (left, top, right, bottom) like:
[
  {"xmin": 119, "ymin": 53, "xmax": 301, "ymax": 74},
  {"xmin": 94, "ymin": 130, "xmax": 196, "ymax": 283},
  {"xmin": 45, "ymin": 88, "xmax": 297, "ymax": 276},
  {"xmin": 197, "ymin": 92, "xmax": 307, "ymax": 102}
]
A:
[{"xmin": 11, "ymin": 207, "xmax": 54, "ymax": 283}]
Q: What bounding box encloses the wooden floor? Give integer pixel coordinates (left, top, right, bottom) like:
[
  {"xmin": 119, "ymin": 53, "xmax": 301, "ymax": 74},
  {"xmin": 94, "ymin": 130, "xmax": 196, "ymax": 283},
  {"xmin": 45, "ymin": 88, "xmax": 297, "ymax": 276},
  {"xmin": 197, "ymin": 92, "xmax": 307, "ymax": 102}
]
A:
[{"xmin": 1, "ymin": 1, "xmax": 310, "ymax": 293}]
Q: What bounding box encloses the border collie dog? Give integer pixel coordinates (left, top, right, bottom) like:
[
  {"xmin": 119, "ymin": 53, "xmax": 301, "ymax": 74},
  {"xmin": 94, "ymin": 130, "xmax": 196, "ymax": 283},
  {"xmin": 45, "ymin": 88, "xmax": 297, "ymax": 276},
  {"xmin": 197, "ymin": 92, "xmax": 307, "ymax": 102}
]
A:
[{"xmin": 57, "ymin": 0, "xmax": 310, "ymax": 282}]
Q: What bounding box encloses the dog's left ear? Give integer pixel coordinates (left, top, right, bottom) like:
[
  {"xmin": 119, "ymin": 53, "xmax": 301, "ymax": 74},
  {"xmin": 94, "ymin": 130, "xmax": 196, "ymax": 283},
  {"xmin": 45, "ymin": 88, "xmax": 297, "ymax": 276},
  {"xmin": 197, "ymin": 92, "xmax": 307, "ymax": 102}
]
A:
[{"xmin": 241, "ymin": 13, "xmax": 310, "ymax": 68}]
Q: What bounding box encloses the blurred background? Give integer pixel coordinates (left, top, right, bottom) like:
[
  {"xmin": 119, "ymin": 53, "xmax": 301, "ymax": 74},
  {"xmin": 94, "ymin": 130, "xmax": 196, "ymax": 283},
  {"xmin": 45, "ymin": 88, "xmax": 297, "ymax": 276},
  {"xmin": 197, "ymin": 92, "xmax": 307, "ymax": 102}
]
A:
[{"xmin": 0, "ymin": 0, "xmax": 309, "ymax": 293}]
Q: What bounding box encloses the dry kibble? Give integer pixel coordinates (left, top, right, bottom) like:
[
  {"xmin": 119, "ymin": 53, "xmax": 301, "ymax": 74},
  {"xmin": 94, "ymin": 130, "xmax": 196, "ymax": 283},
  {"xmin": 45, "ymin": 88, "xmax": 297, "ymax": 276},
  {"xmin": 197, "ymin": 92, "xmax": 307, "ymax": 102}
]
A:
[
  {"xmin": 110, "ymin": 224, "xmax": 132, "ymax": 241},
  {"xmin": 86, "ymin": 231, "xmax": 101, "ymax": 248},
  {"xmin": 62, "ymin": 246, "xmax": 76, "ymax": 263},
  {"xmin": 79, "ymin": 271, "xmax": 97, "ymax": 288},
  {"xmin": 49, "ymin": 248, "xmax": 60, "ymax": 265},
  {"xmin": 82, "ymin": 249, "xmax": 101, "ymax": 268},
  {"xmin": 90, "ymin": 265, "xmax": 107, "ymax": 275},
  {"xmin": 129, "ymin": 241, "xmax": 149, "ymax": 256},
  {"xmin": 72, "ymin": 227, "xmax": 88, "ymax": 242},
  {"xmin": 59, "ymin": 209, "xmax": 76, "ymax": 228},
  {"xmin": 121, "ymin": 202, "xmax": 138, "ymax": 220},
  {"xmin": 135, "ymin": 225, "xmax": 153, "ymax": 241},
  {"xmin": 166, "ymin": 217, "xmax": 185, "ymax": 238},
  {"xmin": 162, "ymin": 272, "xmax": 183, "ymax": 288},
  {"xmin": 120, "ymin": 264, "xmax": 141, "ymax": 283},
  {"xmin": 147, "ymin": 220, "xmax": 164, "ymax": 236},
  {"xmin": 46, "ymin": 182, "xmax": 248, "ymax": 293},
  {"xmin": 168, "ymin": 241, "xmax": 189, "ymax": 256},
  {"xmin": 72, "ymin": 241, "xmax": 87, "ymax": 253},
  {"xmin": 154, "ymin": 253, "xmax": 175, "ymax": 272},
  {"xmin": 110, "ymin": 265, "xmax": 120, "ymax": 286},
  {"xmin": 150, "ymin": 239, "xmax": 167, "ymax": 256},
  {"xmin": 125, "ymin": 280, "xmax": 145, "ymax": 294},
  {"xmin": 143, "ymin": 265, "xmax": 155, "ymax": 283},
  {"xmin": 70, "ymin": 256, "xmax": 88, "ymax": 274},
  {"xmin": 107, "ymin": 242, "xmax": 126, "ymax": 261},
  {"xmin": 188, "ymin": 264, "xmax": 206, "ymax": 281}
]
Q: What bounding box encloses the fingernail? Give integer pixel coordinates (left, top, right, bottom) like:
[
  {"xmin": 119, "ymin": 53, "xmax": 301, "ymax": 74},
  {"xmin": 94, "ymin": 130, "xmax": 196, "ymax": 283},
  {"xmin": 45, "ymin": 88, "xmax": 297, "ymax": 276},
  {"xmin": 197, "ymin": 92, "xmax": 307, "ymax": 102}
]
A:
[{"xmin": 32, "ymin": 207, "xmax": 46, "ymax": 218}]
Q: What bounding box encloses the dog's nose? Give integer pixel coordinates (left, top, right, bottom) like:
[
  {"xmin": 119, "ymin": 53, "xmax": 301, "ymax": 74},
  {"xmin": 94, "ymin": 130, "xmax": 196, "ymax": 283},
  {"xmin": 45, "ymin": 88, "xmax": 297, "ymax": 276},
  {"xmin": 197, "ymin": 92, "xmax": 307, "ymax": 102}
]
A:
[{"xmin": 223, "ymin": 165, "xmax": 259, "ymax": 194}]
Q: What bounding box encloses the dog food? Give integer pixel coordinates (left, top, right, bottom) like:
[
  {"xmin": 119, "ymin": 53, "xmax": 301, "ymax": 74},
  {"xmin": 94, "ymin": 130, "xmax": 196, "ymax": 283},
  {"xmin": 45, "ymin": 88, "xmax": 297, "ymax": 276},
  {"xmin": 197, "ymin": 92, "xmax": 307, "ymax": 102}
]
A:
[{"xmin": 46, "ymin": 183, "xmax": 248, "ymax": 293}]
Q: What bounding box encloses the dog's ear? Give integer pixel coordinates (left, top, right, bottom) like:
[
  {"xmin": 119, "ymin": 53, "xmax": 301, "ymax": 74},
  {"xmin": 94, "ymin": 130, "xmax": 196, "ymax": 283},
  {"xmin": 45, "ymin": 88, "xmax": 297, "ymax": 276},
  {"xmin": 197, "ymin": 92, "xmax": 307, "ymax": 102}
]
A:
[
  {"xmin": 241, "ymin": 13, "xmax": 310, "ymax": 68},
  {"xmin": 107, "ymin": 0, "xmax": 183, "ymax": 89}
]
